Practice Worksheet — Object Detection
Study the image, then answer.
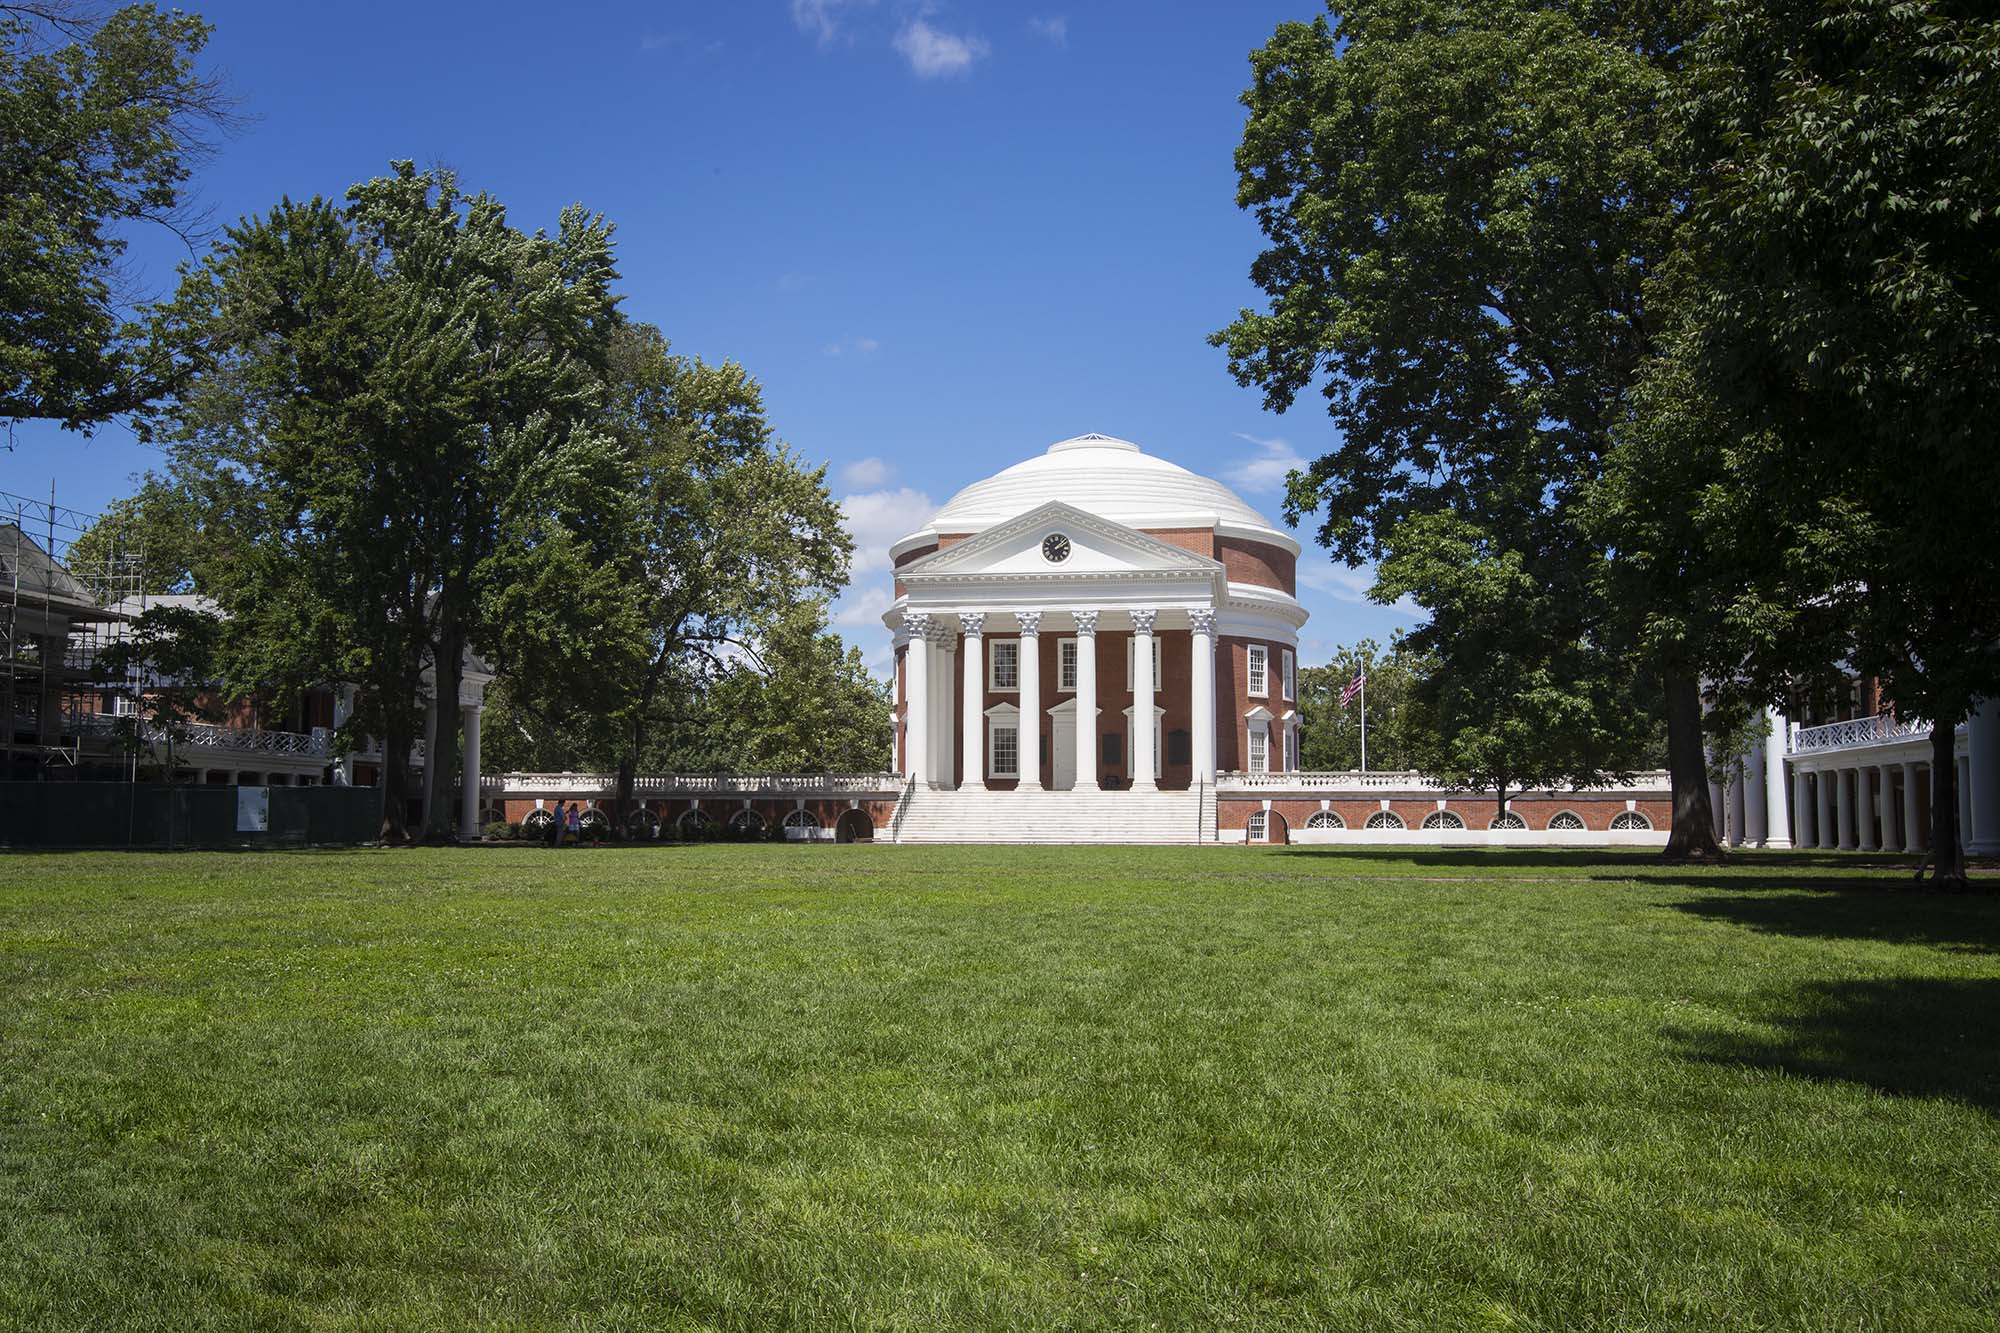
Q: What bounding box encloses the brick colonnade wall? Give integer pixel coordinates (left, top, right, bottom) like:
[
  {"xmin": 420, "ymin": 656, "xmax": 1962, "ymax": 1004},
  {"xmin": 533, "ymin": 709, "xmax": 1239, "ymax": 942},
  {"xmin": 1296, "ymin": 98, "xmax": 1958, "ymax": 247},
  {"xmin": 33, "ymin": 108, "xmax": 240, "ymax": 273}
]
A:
[{"xmin": 1218, "ymin": 795, "xmax": 1674, "ymax": 839}]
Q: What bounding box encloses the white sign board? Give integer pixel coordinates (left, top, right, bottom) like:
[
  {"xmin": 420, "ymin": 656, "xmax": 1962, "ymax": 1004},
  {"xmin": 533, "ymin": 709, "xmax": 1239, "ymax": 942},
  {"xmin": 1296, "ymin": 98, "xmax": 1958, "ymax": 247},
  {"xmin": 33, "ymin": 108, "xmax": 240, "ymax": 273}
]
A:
[{"xmin": 236, "ymin": 785, "xmax": 270, "ymax": 833}]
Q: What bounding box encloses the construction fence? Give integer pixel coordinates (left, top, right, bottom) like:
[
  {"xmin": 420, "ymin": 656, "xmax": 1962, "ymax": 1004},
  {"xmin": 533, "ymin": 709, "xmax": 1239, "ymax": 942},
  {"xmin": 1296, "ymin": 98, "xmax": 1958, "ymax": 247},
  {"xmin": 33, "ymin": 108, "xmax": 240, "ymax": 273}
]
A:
[{"xmin": 0, "ymin": 782, "xmax": 380, "ymax": 849}]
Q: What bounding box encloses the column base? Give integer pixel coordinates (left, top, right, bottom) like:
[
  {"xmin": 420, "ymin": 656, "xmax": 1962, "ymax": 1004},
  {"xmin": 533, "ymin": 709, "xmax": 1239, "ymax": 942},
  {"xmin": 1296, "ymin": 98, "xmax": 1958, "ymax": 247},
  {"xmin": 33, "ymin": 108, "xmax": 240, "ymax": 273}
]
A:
[
  {"xmin": 1130, "ymin": 780, "xmax": 1158, "ymax": 792},
  {"xmin": 962, "ymin": 782, "xmax": 986, "ymax": 793},
  {"xmin": 1016, "ymin": 782, "xmax": 1043, "ymax": 793},
  {"xmin": 1765, "ymin": 837, "xmax": 1793, "ymax": 850},
  {"xmin": 1073, "ymin": 782, "xmax": 1099, "ymax": 793}
]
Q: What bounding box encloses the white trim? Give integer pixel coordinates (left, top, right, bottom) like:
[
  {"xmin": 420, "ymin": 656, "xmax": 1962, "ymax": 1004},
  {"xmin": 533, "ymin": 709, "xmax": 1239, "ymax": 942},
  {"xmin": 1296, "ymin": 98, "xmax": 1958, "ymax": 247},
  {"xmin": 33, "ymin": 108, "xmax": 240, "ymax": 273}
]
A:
[
  {"xmin": 1057, "ymin": 637, "xmax": 1078, "ymax": 692},
  {"xmin": 1282, "ymin": 648, "xmax": 1295, "ymax": 701},
  {"xmin": 1247, "ymin": 644, "xmax": 1269, "ymax": 697}
]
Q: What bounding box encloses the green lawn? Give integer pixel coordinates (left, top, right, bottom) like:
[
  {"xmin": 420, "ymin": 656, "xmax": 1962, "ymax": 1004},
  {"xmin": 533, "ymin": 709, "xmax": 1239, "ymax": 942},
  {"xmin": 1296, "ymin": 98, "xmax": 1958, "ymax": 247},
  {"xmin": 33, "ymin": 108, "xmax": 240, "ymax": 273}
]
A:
[{"xmin": 1, "ymin": 846, "xmax": 1995, "ymax": 1330}]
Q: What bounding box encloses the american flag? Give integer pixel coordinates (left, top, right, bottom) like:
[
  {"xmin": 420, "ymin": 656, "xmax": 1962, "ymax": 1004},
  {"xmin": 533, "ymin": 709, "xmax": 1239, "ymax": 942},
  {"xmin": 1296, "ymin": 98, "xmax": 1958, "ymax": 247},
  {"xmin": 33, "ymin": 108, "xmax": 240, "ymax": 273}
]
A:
[{"xmin": 1339, "ymin": 670, "xmax": 1366, "ymax": 708}]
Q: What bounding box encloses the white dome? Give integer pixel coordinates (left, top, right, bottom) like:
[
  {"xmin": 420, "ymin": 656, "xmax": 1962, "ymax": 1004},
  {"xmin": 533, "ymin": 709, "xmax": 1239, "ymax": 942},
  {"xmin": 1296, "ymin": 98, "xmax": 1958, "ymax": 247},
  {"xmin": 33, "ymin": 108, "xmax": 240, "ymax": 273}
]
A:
[{"xmin": 894, "ymin": 433, "xmax": 1300, "ymax": 560}]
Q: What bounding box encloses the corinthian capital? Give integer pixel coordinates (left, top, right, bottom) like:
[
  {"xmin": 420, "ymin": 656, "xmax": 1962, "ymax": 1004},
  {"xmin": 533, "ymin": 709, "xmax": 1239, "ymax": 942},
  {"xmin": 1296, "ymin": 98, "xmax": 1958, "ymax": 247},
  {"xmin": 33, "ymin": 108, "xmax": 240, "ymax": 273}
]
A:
[
  {"xmin": 1188, "ymin": 608, "xmax": 1217, "ymax": 636},
  {"xmin": 958, "ymin": 612, "xmax": 986, "ymax": 637},
  {"xmin": 1129, "ymin": 609, "xmax": 1158, "ymax": 636},
  {"xmin": 900, "ymin": 611, "xmax": 932, "ymax": 638},
  {"xmin": 1072, "ymin": 610, "xmax": 1099, "ymax": 637},
  {"xmin": 1015, "ymin": 610, "xmax": 1043, "ymax": 637}
]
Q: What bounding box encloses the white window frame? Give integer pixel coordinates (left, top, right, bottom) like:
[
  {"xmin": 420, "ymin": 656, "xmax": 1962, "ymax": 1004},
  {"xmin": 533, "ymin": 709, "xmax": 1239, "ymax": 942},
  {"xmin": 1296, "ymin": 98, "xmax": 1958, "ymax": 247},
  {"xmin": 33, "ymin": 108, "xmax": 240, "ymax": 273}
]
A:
[
  {"xmin": 1125, "ymin": 635, "xmax": 1163, "ymax": 691},
  {"xmin": 1247, "ymin": 644, "xmax": 1269, "ymax": 697},
  {"xmin": 1247, "ymin": 810, "xmax": 1268, "ymax": 842},
  {"xmin": 1247, "ymin": 724, "xmax": 1268, "ymax": 774},
  {"xmin": 989, "ymin": 637, "xmax": 1019, "ymax": 692},
  {"xmin": 992, "ymin": 700, "xmax": 1024, "ymax": 772},
  {"xmin": 1282, "ymin": 649, "xmax": 1295, "ymax": 701},
  {"xmin": 1057, "ymin": 637, "xmax": 1078, "ymax": 692}
]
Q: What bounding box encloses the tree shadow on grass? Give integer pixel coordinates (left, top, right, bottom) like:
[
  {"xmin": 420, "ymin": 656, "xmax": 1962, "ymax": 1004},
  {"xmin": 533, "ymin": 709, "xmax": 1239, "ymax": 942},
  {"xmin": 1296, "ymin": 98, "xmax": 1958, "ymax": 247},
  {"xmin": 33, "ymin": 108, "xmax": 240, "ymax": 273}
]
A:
[
  {"xmin": 1669, "ymin": 891, "xmax": 2000, "ymax": 954},
  {"xmin": 1672, "ymin": 978, "xmax": 2000, "ymax": 1115},
  {"xmin": 1269, "ymin": 845, "xmax": 1914, "ymax": 875}
]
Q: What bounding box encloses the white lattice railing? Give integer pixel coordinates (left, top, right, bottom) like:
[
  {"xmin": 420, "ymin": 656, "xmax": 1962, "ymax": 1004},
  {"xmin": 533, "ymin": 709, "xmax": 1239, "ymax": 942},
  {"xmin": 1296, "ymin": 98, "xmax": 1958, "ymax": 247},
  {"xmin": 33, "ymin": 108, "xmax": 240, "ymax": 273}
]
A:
[
  {"xmin": 1216, "ymin": 769, "xmax": 1671, "ymax": 793},
  {"xmin": 71, "ymin": 712, "xmax": 334, "ymax": 758},
  {"xmin": 1790, "ymin": 714, "xmax": 1931, "ymax": 755},
  {"xmin": 489, "ymin": 772, "xmax": 902, "ymax": 798}
]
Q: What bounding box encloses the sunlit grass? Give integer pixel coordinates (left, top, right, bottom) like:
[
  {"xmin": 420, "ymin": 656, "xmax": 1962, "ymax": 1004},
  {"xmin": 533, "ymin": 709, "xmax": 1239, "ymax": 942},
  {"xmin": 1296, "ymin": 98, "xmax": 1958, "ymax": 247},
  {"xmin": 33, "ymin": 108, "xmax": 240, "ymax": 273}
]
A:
[{"xmin": 1, "ymin": 845, "xmax": 1995, "ymax": 1329}]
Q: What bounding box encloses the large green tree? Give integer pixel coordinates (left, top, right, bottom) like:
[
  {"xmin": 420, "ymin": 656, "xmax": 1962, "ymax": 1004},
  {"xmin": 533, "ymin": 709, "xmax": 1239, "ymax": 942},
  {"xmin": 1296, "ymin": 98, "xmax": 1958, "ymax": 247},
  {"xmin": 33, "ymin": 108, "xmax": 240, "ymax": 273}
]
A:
[
  {"xmin": 1, "ymin": 3, "xmax": 231, "ymax": 432},
  {"xmin": 1296, "ymin": 636, "xmax": 1426, "ymax": 772},
  {"xmin": 1658, "ymin": 0, "xmax": 2000, "ymax": 882},
  {"xmin": 149, "ymin": 167, "xmax": 630, "ymax": 841},
  {"xmin": 1213, "ymin": 0, "xmax": 1726, "ymax": 855}
]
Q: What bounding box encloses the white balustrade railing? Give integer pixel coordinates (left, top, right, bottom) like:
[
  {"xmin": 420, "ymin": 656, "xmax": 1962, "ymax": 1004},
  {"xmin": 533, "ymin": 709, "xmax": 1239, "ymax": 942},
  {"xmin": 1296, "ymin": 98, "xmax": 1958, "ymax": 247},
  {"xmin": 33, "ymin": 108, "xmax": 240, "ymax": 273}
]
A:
[
  {"xmin": 72, "ymin": 711, "xmax": 333, "ymax": 759},
  {"xmin": 1790, "ymin": 713, "xmax": 1932, "ymax": 754},
  {"xmin": 487, "ymin": 771, "xmax": 902, "ymax": 798},
  {"xmin": 1216, "ymin": 769, "xmax": 1671, "ymax": 793}
]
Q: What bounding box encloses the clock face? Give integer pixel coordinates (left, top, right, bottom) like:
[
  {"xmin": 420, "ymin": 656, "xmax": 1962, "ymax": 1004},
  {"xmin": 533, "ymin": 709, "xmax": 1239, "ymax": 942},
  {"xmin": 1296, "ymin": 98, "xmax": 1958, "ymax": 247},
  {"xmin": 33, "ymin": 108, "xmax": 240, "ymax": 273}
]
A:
[{"xmin": 1041, "ymin": 533, "xmax": 1071, "ymax": 564}]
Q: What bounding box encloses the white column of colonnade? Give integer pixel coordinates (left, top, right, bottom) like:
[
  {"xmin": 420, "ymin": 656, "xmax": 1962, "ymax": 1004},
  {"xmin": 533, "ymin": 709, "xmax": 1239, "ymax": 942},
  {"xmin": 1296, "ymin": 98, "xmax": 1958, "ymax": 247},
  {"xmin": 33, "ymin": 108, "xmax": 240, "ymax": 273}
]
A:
[
  {"xmin": 1815, "ymin": 768, "xmax": 1835, "ymax": 849},
  {"xmin": 1726, "ymin": 762, "xmax": 1748, "ymax": 847},
  {"xmin": 1902, "ymin": 760, "xmax": 1924, "ymax": 852},
  {"xmin": 1792, "ymin": 768, "xmax": 1813, "ymax": 849},
  {"xmin": 1190, "ymin": 609, "xmax": 1216, "ymax": 784},
  {"xmin": 932, "ymin": 625, "xmax": 955, "ymax": 790},
  {"xmin": 1970, "ymin": 699, "xmax": 2000, "ymax": 856},
  {"xmin": 459, "ymin": 698, "xmax": 482, "ymax": 841},
  {"xmin": 902, "ymin": 612, "xmax": 929, "ymax": 786},
  {"xmin": 1835, "ymin": 768, "xmax": 1856, "ymax": 849},
  {"xmin": 1017, "ymin": 612, "xmax": 1042, "ymax": 791},
  {"xmin": 1763, "ymin": 707, "xmax": 1791, "ymax": 847},
  {"xmin": 1856, "ymin": 765, "xmax": 1877, "ymax": 851},
  {"xmin": 1130, "ymin": 609, "xmax": 1157, "ymax": 791},
  {"xmin": 1073, "ymin": 611, "xmax": 1099, "ymax": 792},
  {"xmin": 960, "ymin": 613, "xmax": 985, "ymax": 792}
]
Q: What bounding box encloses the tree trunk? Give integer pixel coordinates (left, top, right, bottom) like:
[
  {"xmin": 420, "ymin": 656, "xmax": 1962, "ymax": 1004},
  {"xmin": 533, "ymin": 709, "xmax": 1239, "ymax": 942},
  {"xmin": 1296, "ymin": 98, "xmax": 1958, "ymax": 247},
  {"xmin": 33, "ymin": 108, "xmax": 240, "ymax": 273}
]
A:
[
  {"xmin": 424, "ymin": 622, "xmax": 465, "ymax": 844},
  {"xmin": 1661, "ymin": 667, "xmax": 1723, "ymax": 861},
  {"xmin": 1922, "ymin": 721, "xmax": 1967, "ymax": 886},
  {"xmin": 379, "ymin": 716, "xmax": 411, "ymax": 844},
  {"xmin": 615, "ymin": 751, "xmax": 636, "ymax": 839}
]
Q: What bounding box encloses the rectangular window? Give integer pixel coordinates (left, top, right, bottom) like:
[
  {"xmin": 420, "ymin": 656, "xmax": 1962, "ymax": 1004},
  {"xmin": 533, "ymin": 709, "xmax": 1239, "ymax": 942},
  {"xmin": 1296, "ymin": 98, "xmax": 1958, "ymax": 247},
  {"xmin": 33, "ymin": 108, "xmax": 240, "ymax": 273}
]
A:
[
  {"xmin": 1282, "ymin": 649, "xmax": 1296, "ymax": 701},
  {"xmin": 1058, "ymin": 638, "xmax": 1078, "ymax": 691},
  {"xmin": 1125, "ymin": 635, "xmax": 1163, "ymax": 690},
  {"xmin": 1248, "ymin": 726, "xmax": 1268, "ymax": 773},
  {"xmin": 990, "ymin": 639, "xmax": 1019, "ymax": 691},
  {"xmin": 1247, "ymin": 645, "xmax": 1268, "ymax": 697},
  {"xmin": 1248, "ymin": 810, "xmax": 1268, "ymax": 842},
  {"xmin": 990, "ymin": 723, "xmax": 1019, "ymax": 778}
]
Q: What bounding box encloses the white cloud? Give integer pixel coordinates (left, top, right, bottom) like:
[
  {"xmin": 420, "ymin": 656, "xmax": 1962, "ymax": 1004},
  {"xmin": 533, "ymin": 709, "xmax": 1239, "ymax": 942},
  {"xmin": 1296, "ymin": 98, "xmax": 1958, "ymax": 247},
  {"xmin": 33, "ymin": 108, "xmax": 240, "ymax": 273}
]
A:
[
  {"xmin": 792, "ymin": 0, "xmax": 875, "ymax": 45},
  {"xmin": 1028, "ymin": 15, "xmax": 1067, "ymax": 45},
  {"xmin": 1298, "ymin": 559, "xmax": 1424, "ymax": 618},
  {"xmin": 822, "ymin": 334, "xmax": 881, "ymax": 357},
  {"xmin": 838, "ymin": 456, "xmax": 894, "ymax": 489},
  {"xmin": 1224, "ymin": 432, "xmax": 1308, "ymax": 495},
  {"xmin": 839, "ymin": 486, "xmax": 936, "ymax": 578},
  {"xmin": 639, "ymin": 31, "xmax": 682, "ymax": 51},
  {"xmin": 892, "ymin": 18, "xmax": 989, "ymax": 77}
]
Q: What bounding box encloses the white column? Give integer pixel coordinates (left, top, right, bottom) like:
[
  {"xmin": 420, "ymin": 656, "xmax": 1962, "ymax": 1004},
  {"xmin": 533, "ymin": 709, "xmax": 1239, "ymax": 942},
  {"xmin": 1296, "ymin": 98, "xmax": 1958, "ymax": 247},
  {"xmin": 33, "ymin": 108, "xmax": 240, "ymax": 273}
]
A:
[
  {"xmin": 419, "ymin": 686, "xmax": 438, "ymax": 827},
  {"xmin": 1855, "ymin": 764, "xmax": 1876, "ymax": 851},
  {"xmin": 1902, "ymin": 761, "xmax": 1923, "ymax": 853},
  {"xmin": 1744, "ymin": 750, "xmax": 1768, "ymax": 847},
  {"xmin": 1726, "ymin": 762, "xmax": 1748, "ymax": 848},
  {"xmin": 1792, "ymin": 769, "xmax": 1811, "ymax": 849},
  {"xmin": 1958, "ymin": 754, "xmax": 1974, "ymax": 850},
  {"xmin": 1017, "ymin": 612, "xmax": 1042, "ymax": 791},
  {"xmin": 960, "ymin": 613, "xmax": 985, "ymax": 792},
  {"xmin": 1969, "ymin": 698, "xmax": 2000, "ymax": 855},
  {"xmin": 902, "ymin": 614, "xmax": 929, "ymax": 786},
  {"xmin": 932, "ymin": 628, "xmax": 956, "ymax": 790},
  {"xmin": 333, "ymin": 684, "xmax": 357, "ymax": 787},
  {"xmin": 1130, "ymin": 609, "xmax": 1157, "ymax": 791},
  {"xmin": 1706, "ymin": 743, "xmax": 1725, "ymax": 841},
  {"xmin": 1190, "ymin": 608, "xmax": 1216, "ymax": 784},
  {"xmin": 460, "ymin": 703, "xmax": 481, "ymax": 841},
  {"xmin": 1815, "ymin": 769, "xmax": 1835, "ymax": 849},
  {"xmin": 1835, "ymin": 768, "xmax": 1856, "ymax": 849},
  {"xmin": 1073, "ymin": 611, "xmax": 1099, "ymax": 792},
  {"xmin": 1762, "ymin": 708, "xmax": 1789, "ymax": 847}
]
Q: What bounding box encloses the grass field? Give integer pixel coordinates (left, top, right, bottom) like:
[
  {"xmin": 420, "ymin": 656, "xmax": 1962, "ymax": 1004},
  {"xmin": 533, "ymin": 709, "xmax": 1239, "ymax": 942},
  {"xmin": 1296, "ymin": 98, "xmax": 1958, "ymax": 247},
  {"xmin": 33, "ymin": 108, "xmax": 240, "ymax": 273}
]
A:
[{"xmin": 1, "ymin": 845, "xmax": 1996, "ymax": 1330}]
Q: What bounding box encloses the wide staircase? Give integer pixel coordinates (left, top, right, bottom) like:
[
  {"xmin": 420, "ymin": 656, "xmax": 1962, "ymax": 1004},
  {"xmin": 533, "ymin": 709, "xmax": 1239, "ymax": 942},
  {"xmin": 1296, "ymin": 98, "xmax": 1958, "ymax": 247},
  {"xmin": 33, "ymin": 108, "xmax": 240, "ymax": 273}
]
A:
[{"xmin": 891, "ymin": 785, "xmax": 1217, "ymax": 845}]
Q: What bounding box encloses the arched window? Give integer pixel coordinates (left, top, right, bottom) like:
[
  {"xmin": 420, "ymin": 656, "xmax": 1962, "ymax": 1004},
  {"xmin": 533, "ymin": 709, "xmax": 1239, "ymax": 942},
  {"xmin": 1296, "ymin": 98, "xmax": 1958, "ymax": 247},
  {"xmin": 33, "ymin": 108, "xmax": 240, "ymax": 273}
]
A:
[
  {"xmin": 577, "ymin": 807, "xmax": 610, "ymax": 834},
  {"xmin": 1421, "ymin": 810, "xmax": 1465, "ymax": 831},
  {"xmin": 1547, "ymin": 810, "xmax": 1586, "ymax": 831},
  {"xmin": 1610, "ymin": 810, "xmax": 1653, "ymax": 831},
  {"xmin": 728, "ymin": 809, "xmax": 767, "ymax": 839},
  {"xmin": 1305, "ymin": 810, "xmax": 1344, "ymax": 829},
  {"xmin": 625, "ymin": 806, "xmax": 659, "ymax": 839},
  {"xmin": 1489, "ymin": 811, "xmax": 1527, "ymax": 830},
  {"xmin": 1247, "ymin": 811, "xmax": 1268, "ymax": 842},
  {"xmin": 1364, "ymin": 810, "xmax": 1405, "ymax": 830},
  {"xmin": 677, "ymin": 808, "xmax": 716, "ymax": 839},
  {"xmin": 521, "ymin": 808, "xmax": 554, "ymax": 834},
  {"xmin": 782, "ymin": 809, "xmax": 821, "ymax": 830}
]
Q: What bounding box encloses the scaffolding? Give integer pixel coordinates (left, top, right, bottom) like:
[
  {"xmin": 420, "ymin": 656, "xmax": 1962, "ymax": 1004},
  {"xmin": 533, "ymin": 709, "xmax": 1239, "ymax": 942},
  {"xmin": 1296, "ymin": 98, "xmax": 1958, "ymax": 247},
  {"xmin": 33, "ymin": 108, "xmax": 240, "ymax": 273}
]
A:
[{"xmin": 1, "ymin": 486, "xmax": 148, "ymax": 780}]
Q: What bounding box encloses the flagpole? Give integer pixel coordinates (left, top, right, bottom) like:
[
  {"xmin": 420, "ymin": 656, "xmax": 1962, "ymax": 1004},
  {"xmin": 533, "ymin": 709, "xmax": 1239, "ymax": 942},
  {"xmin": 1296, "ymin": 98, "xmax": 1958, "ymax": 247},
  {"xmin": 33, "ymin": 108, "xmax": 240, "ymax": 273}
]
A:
[{"xmin": 1359, "ymin": 672, "xmax": 1368, "ymax": 774}]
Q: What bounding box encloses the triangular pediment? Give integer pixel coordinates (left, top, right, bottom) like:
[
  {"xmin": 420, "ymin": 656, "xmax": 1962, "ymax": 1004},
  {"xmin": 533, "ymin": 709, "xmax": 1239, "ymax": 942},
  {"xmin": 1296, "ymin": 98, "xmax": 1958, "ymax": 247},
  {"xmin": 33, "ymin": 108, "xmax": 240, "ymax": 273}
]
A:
[{"xmin": 901, "ymin": 501, "xmax": 1223, "ymax": 581}]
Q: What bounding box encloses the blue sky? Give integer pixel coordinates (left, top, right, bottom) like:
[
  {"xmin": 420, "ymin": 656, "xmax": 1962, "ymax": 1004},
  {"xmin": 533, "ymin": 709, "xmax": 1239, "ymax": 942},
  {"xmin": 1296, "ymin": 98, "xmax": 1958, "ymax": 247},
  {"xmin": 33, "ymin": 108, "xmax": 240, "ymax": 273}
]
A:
[{"xmin": 5, "ymin": 0, "xmax": 1422, "ymax": 670}]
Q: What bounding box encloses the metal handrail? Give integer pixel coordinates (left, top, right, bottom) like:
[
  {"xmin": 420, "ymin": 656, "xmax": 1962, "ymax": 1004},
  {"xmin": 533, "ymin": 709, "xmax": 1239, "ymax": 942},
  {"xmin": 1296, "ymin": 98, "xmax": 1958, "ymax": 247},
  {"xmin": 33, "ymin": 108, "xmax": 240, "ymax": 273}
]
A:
[{"xmin": 1789, "ymin": 713, "xmax": 1932, "ymax": 754}]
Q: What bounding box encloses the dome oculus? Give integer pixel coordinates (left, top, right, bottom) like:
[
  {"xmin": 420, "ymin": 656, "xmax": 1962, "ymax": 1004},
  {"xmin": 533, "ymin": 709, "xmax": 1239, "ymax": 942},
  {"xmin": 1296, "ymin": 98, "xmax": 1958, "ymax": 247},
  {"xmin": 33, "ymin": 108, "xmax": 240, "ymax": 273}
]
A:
[{"xmin": 1041, "ymin": 533, "xmax": 1072, "ymax": 564}]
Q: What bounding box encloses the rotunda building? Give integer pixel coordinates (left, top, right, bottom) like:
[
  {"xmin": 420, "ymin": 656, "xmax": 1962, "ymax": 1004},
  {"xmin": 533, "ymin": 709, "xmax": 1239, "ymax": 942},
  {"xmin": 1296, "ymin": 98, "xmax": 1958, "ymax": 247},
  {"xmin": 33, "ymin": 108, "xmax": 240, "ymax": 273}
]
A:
[{"xmin": 885, "ymin": 434, "xmax": 1306, "ymax": 799}]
